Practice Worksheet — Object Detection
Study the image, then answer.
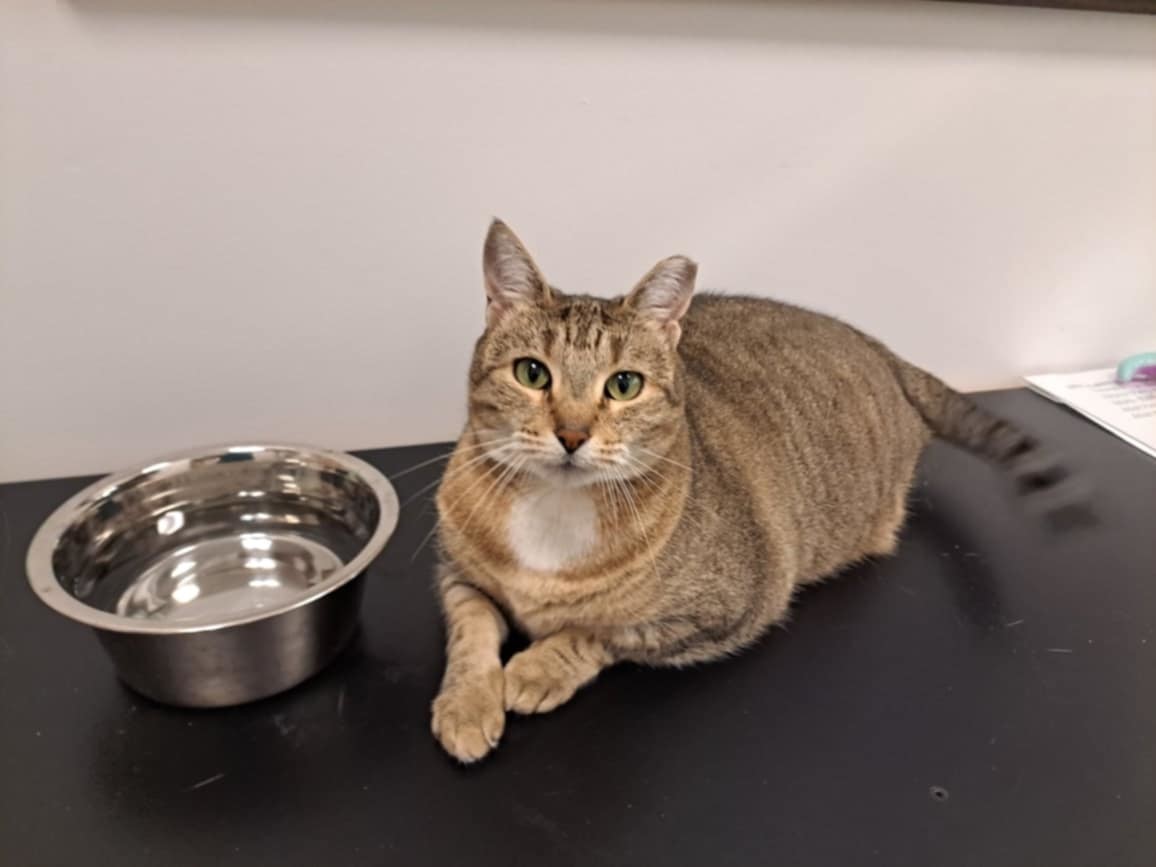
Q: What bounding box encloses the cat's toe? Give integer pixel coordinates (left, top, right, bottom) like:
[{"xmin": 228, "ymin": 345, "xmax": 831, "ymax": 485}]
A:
[
  {"xmin": 432, "ymin": 700, "xmax": 503, "ymax": 763},
  {"xmin": 431, "ymin": 675, "xmax": 505, "ymax": 763},
  {"xmin": 504, "ymin": 652, "xmax": 578, "ymax": 715}
]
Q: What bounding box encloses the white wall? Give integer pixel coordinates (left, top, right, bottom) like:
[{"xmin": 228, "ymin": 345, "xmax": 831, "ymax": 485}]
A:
[{"xmin": 2, "ymin": 0, "xmax": 1153, "ymax": 482}]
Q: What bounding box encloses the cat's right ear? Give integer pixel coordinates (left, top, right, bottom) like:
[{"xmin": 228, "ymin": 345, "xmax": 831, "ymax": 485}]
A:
[{"xmin": 483, "ymin": 219, "xmax": 551, "ymax": 327}]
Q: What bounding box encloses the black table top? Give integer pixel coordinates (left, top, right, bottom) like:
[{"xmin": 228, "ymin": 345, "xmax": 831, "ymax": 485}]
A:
[{"xmin": 2, "ymin": 389, "xmax": 1153, "ymax": 867}]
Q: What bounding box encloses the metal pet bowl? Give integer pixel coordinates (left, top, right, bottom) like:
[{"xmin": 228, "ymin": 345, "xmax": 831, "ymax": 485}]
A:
[{"xmin": 25, "ymin": 443, "xmax": 398, "ymax": 707}]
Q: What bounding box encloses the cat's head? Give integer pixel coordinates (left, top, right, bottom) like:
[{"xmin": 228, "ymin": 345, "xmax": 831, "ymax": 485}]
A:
[{"xmin": 466, "ymin": 219, "xmax": 696, "ymax": 489}]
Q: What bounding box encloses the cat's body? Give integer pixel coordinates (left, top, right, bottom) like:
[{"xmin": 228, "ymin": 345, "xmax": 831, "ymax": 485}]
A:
[
  {"xmin": 430, "ymin": 221, "xmax": 1063, "ymax": 763},
  {"xmin": 438, "ymin": 294, "xmax": 927, "ymax": 662}
]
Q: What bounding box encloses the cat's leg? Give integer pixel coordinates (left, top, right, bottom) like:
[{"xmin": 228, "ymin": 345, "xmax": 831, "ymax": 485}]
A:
[
  {"xmin": 866, "ymin": 474, "xmax": 915, "ymax": 557},
  {"xmin": 504, "ymin": 629, "xmax": 614, "ymax": 715},
  {"xmin": 503, "ymin": 615, "xmax": 738, "ymax": 714},
  {"xmin": 503, "ymin": 594, "xmax": 795, "ymax": 715},
  {"xmin": 431, "ymin": 578, "xmax": 509, "ymax": 763}
]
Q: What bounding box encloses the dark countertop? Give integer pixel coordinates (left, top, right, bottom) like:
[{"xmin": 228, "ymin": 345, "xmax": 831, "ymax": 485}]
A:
[{"xmin": 1, "ymin": 389, "xmax": 1153, "ymax": 867}]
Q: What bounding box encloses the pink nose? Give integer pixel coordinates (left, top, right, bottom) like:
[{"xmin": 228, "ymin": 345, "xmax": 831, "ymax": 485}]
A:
[{"xmin": 556, "ymin": 428, "xmax": 589, "ymax": 454}]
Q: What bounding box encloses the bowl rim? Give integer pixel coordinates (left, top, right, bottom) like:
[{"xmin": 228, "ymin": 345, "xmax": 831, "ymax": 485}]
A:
[{"xmin": 24, "ymin": 442, "xmax": 400, "ymax": 635}]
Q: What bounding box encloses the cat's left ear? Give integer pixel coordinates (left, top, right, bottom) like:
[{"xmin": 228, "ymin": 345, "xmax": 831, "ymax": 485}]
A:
[{"xmin": 625, "ymin": 255, "xmax": 698, "ymax": 344}]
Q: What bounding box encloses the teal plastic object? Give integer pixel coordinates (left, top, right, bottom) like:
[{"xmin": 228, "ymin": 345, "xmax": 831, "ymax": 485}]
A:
[{"xmin": 1115, "ymin": 352, "xmax": 1156, "ymax": 383}]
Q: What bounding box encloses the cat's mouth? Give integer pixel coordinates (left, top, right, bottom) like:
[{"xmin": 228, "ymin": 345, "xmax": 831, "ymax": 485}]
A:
[
  {"xmin": 551, "ymin": 456, "xmax": 585, "ymax": 477},
  {"xmin": 525, "ymin": 453, "xmax": 598, "ymax": 488},
  {"xmin": 500, "ymin": 440, "xmax": 616, "ymax": 488}
]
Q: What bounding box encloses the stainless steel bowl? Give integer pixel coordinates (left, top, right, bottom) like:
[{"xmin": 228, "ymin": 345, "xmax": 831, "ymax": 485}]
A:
[{"xmin": 25, "ymin": 443, "xmax": 398, "ymax": 707}]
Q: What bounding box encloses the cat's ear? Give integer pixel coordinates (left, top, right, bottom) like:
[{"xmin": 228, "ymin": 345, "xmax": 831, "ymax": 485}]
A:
[
  {"xmin": 625, "ymin": 255, "xmax": 697, "ymax": 343},
  {"xmin": 483, "ymin": 219, "xmax": 551, "ymax": 326}
]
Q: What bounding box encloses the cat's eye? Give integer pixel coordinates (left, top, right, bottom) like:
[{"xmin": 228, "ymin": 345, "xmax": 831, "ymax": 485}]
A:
[
  {"xmin": 605, "ymin": 371, "xmax": 644, "ymax": 401},
  {"xmin": 514, "ymin": 357, "xmax": 551, "ymax": 390}
]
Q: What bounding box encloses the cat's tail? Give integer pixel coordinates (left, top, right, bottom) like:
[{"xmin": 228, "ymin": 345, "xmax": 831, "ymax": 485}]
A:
[{"xmin": 873, "ymin": 342, "xmax": 1091, "ymax": 525}]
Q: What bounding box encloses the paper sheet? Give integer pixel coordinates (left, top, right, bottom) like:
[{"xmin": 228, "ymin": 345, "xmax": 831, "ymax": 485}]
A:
[{"xmin": 1024, "ymin": 368, "xmax": 1156, "ymax": 459}]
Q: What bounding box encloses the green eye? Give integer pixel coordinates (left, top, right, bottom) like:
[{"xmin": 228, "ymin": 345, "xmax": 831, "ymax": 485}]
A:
[
  {"xmin": 514, "ymin": 357, "xmax": 551, "ymax": 390},
  {"xmin": 605, "ymin": 371, "xmax": 644, "ymax": 401}
]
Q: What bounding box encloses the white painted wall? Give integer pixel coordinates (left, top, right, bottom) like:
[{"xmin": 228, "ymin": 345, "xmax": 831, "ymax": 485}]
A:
[{"xmin": 1, "ymin": 0, "xmax": 1153, "ymax": 482}]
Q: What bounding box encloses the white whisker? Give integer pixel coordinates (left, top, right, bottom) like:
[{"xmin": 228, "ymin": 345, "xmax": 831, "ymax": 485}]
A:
[
  {"xmin": 612, "ymin": 470, "xmax": 660, "ymax": 584},
  {"xmin": 634, "ymin": 445, "xmax": 693, "ymax": 474},
  {"xmin": 410, "ymin": 451, "xmax": 516, "ymax": 561},
  {"xmin": 620, "ymin": 453, "xmax": 673, "ymax": 488},
  {"xmin": 388, "ymin": 433, "xmax": 505, "ymax": 481},
  {"xmin": 596, "ymin": 470, "xmax": 623, "ymax": 522},
  {"xmin": 400, "ymin": 442, "xmax": 517, "ymax": 508},
  {"xmin": 624, "ymin": 466, "xmax": 665, "ymax": 496},
  {"xmin": 456, "ymin": 453, "xmax": 526, "ymax": 540}
]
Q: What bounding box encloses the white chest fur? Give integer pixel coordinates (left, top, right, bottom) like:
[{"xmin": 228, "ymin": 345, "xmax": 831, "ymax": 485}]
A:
[{"xmin": 507, "ymin": 485, "xmax": 599, "ymax": 574}]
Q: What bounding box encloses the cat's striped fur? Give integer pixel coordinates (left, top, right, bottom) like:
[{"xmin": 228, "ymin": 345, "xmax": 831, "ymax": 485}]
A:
[{"xmin": 430, "ymin": 219, "xmax": 1070, "ymax": 763}]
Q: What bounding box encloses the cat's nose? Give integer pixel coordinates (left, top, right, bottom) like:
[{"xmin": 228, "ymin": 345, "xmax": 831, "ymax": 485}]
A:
[{"xmin": 556, "ymin": 428, "xmax": 590, "ymax": 454}]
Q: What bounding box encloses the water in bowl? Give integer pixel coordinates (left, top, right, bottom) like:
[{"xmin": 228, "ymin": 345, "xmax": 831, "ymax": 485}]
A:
[{"xmin": 114, "ymin": 531, "xmax": 342, "ymax": 623}]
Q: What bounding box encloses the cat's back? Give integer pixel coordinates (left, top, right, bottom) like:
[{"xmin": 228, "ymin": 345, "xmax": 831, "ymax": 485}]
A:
[
  {"xmin": 683, "ymin": 293, "xmax": 859, "ymax": 356},
  {"xmin": 680, "ymin": 292, "xmax": 905, "ymax": 401},
  {"xmin": 677, "ymin": 293, "xmax": 929, "ymax": 579}
]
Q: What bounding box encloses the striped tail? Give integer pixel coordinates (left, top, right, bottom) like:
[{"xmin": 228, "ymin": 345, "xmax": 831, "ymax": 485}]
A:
[{"xmin": 864, "ymin": 337, "xmax": 1092, "ymax": 526}]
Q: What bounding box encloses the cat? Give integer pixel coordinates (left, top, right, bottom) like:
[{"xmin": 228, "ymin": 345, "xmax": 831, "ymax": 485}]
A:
[{"xmin": 430, "ymin": 218, "xmax": 1072, "ymax": 763}]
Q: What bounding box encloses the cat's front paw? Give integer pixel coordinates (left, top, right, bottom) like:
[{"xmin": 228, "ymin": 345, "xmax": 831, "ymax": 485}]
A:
[
  {"xmin": 504, "ymin": 647, "xmax": 585, "ymax": 715},
  {"xmin": 431, "ymin": 668, "xmax": 505, "ymax": 763}
]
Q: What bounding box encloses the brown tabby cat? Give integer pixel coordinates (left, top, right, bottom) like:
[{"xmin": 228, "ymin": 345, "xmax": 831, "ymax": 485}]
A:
[{"xmin": 431, "ymin": 219, "xmax": 1066, "ymax": 763}]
